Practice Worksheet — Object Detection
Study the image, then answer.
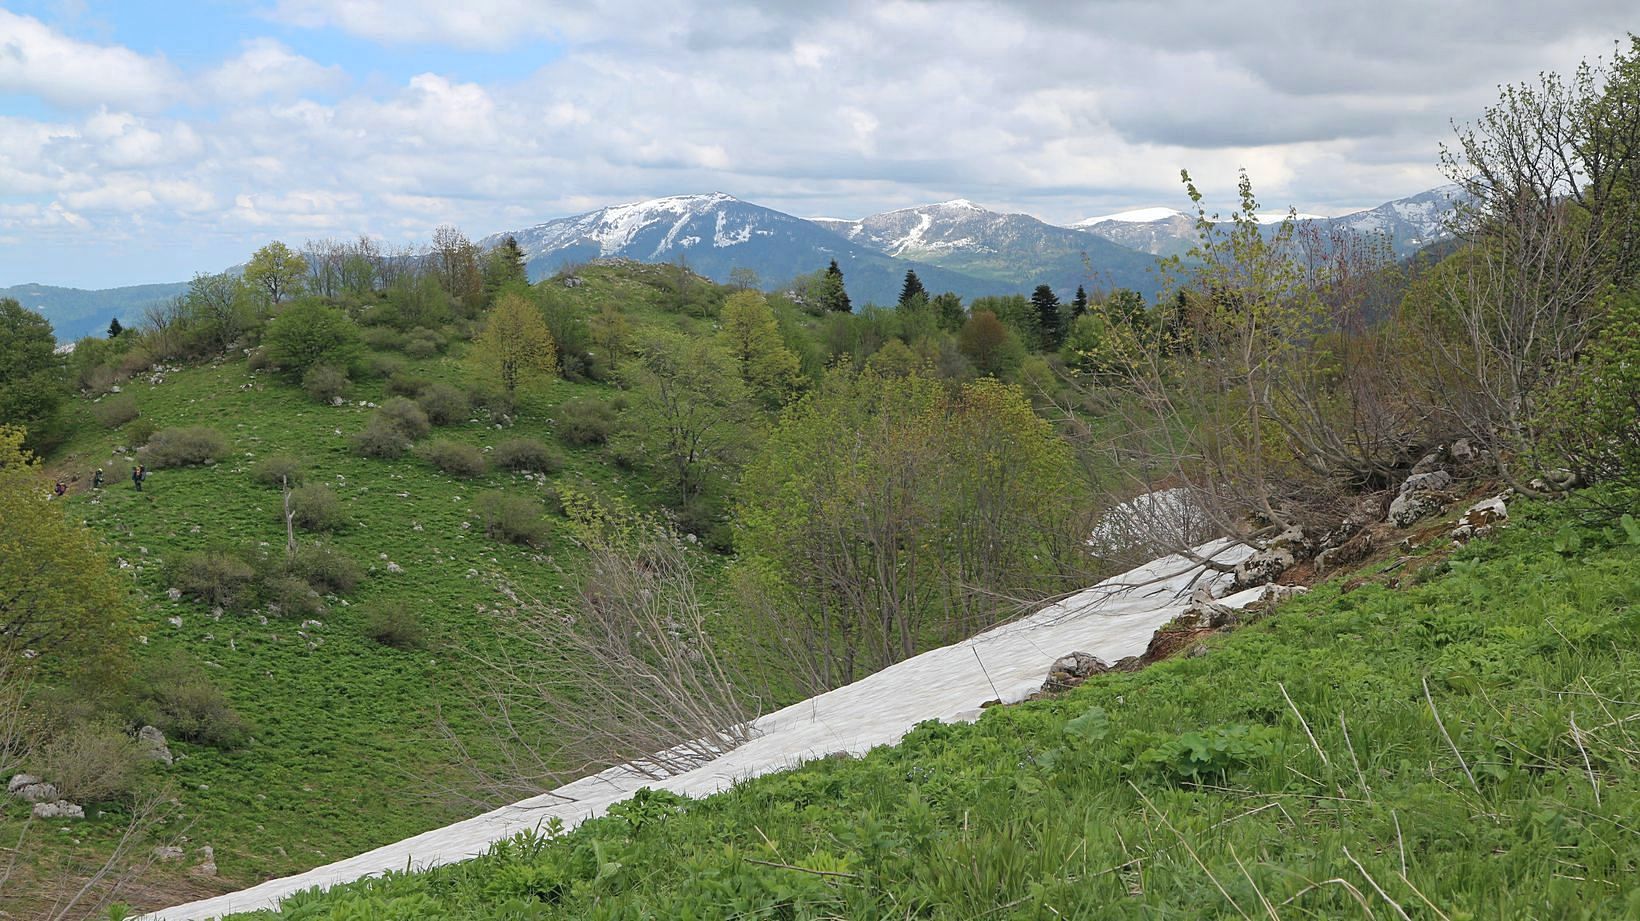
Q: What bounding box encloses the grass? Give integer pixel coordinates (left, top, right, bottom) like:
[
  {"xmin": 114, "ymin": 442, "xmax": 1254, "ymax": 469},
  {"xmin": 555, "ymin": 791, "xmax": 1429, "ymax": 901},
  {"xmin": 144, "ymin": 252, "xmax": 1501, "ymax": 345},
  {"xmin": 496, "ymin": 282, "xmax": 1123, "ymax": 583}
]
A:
[
  {"xmin": 6, "ymin": 263, "xmax": 747, "ymax": 915},
  {"xmin": 217, "ymin": 498, "xmax": 1639, "ymax": 919}
]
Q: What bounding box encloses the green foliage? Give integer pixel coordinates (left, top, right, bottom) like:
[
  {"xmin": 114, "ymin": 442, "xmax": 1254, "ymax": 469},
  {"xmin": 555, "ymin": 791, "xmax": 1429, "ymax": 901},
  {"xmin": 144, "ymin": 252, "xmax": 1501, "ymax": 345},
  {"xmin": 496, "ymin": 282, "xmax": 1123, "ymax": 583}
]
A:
[
  {"xmin": 956, "ymin": 309, "xmax": 1025, "ymax": 378},
  {"xmin": 474, "ymin": 491, "xmax": 549, "ymax": 546},
  {"xmin": 244, "ymin": 241, "xmax": 308, "ymax": 305},
  {"xmin": 222, "ymin": 505, "xmax": 1640, "ymax": 920},
  {"xmin": 350, "ymin": 415, "xmax": 412, "ymax": 459},
  {"xmin": 302, "ymin": 363, "xmax": 352, "ymax": 404},
  {"xmin": 417, "ymin": 439, "xmax": 488, "ymax": 478},
  {"xmin": 92, "ymin": 393, "xmax": 141, "ymax": 428},
  {"xmin": 288, "ymin": 544, "xmax": 364, "ymax": 596},
  {"xmin": 1538, "ymin": 289, "xmax": 1640, "ymax": 501},
  {"xmin": 137, "ymin": 425, "xmax": 230, "ymax": 468},
  {"xmin": 492, "ymin": 437, "xmax": 564, "ymax": 474},
  {"xmin": 130, "ymin": 658, "xmax": 251, "ymax": 749},
  {"xmin": 0, "ymin": 297, "xmax": 68, "ymax": 451},
  {"xmin": 250, "ymin": 453, "xmax": 305, "ymax": 488},
  {"xmin": 556, "ymin": 399, "xmax": 615, "ymax": 447},
  {"xmin": 416, "ymin": 383, "xmax": 472, "ymax": 426},
  {"xmin": 264, "ymin": 301, "xmax": 362, "ymax": 375},
  {"xmin": 362, "ymin": 602, "xmax": 427, "ymax": 650},
  {"xmin": 377, "ymin": 397, "xmax": 432, "ymax": 439},
  {"xmin": 289, "ymin": 484, "xmax": 348, "ymax": 532},
  {"xmin": 618, "ymin": 334, "xmax": 752, "ymax": 503},
  {"xmin": 173, "ymin": 549, "xmax": 256, "ymax": 608},
  {"xmin": 28, "ymin": 721, "xmax": 147, "ymax": 803},
  {"xmin": 477, "ymin": 291, "xmax": 557, "ymax": 396},
  {"xmin": 717, "ymin": 289, "xmax": 804, "ymax": 403}
]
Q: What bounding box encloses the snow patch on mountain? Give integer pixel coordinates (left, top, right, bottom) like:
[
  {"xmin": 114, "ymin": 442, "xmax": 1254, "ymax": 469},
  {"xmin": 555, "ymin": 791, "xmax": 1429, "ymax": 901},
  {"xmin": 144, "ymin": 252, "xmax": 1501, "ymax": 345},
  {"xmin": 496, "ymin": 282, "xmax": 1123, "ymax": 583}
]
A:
[{"xmin": 1072, "ymin": 207, "xmax": 1187, "ymax": 226}]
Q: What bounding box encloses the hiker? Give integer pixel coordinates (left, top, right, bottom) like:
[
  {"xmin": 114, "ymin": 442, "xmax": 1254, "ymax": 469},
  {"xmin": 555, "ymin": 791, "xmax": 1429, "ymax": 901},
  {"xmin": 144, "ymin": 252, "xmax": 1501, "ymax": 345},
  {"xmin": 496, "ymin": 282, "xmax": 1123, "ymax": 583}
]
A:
[
  {"xmin": 53, "ymin": 480, "xmax": 66, "ymax": 497},
  {"xmin": 132, "ymin": 465, "xmax": 145, "ymax": 492},
  {"xmin": 92, "ymin": 468, "xmax": 104, "ymax": 489}
]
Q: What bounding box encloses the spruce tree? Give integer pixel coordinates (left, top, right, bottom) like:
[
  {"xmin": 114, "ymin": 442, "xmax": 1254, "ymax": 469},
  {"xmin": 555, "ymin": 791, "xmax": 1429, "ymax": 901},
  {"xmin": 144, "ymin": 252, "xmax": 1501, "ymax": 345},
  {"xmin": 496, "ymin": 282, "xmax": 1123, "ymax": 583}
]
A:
[
  {"xmin": 820, "ymin": 260, "xmax": 852, "ymax": 313},
  {"xmin": 1031, "ymin": 284, "xmax": 1063, "ymax": 349},
  {"xmin": 1071, "ymin": 285, "xmax": 1089, "ymax": 320},
  {"xmin": 898, "ymin": 269, "xmax": 927, "ymax": 307},
  {"xmin": 107, "ymin": 317, "xmax": 123, "ymax": 338}
]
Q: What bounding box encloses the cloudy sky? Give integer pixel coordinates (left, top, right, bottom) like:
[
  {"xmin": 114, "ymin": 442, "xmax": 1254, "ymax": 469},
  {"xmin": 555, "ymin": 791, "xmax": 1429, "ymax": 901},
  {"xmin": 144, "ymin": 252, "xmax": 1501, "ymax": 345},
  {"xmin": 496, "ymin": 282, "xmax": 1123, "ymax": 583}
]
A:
[{"xmin": 1, "ymin": 1, "xmax": 1633, "ymax": 288}]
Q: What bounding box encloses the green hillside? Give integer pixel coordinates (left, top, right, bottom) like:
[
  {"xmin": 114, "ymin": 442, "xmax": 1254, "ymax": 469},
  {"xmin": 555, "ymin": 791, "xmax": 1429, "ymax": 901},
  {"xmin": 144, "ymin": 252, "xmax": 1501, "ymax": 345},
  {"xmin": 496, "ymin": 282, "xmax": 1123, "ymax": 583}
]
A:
[{"xmin": 222, "ymin": 499, "xmax": 1640, "ymax": 920}]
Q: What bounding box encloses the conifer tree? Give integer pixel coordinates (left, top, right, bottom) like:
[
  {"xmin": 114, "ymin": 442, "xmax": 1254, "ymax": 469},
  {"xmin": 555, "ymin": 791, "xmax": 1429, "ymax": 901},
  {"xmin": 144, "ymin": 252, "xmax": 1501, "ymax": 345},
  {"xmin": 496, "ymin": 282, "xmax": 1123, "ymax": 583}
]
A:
[
  {"xmin": 1071, "ymin": 285, "xmax": 1089, "ymax": 320},
  {"xmin": 1031, "ymin": 284, "xmax": 1063, "ymax": 349},
  {"xmin": 899, "ymin": 269, "xmax": 927, "ymax": 307},
  {"xmin": 818, "ymin": 260, "xmax": 852, "ymax": 313}
]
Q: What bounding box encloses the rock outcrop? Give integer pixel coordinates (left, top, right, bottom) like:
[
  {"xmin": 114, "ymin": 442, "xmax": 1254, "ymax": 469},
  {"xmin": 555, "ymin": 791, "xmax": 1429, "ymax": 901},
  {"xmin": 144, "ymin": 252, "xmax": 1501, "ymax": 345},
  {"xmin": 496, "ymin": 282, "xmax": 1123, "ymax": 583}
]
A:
[
  {"xmin": 1389, "ymin": 470, "xmax": 1455, "ymax": 527},
  {"xmin": 1040, "ymin": 651, "xmax": 1110, "ymax": 694}
]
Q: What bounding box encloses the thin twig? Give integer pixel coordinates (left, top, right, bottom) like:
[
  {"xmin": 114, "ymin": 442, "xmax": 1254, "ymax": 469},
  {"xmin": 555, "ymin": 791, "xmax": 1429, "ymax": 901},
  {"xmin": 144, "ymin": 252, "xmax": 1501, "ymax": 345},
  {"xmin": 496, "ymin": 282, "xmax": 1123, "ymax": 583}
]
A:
[
  {"xmin": 1569, "ymin": 713, "xmax": 1600, "ymax": 805},
  {"xmin": 742, "ymin": 858, "xmax": 860, "ymax": 881},
  {"xmin": 1281, "ymin": 682, "xmax": 1330, "ymax": 768},
  {"xmin": 1128, "ymin": 781, "xmax": 1251, "ymax": 920},
  {"xmin": 1343, "ymin": 844, "xmax": 1413, "ymax": 921}
]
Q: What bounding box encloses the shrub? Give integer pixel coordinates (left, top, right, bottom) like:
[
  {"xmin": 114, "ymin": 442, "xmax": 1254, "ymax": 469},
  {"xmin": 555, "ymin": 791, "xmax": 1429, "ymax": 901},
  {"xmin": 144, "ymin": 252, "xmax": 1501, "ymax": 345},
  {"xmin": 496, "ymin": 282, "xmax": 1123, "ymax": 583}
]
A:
[
  {"xmin": 174, "ymin": 550, "xmax": 255, "ymax": 607},
  {"xmin": 264, "ymin": 573, "xmax": 324, "ymax": 617},
  {"xmin": 361, "ymin": 327, "xmax": 407, "ymax": 352},
  {"xmin": 288, "ymin": 544, "xmax": 363, "ymax": 595},
  {"xmin": 117, "ymin": 345, "xmax": 156, "ymax": 377},
  {"xmin": 362, "ymin": 603, "xmax": 426, "ymax": 650},
  {"xmin": 249, "ymin": 453, "xmax": 304, "ymax": 488},
  {"xmin": 418, "ymin": 439, "xmax": 488, "ymax": 477},
  {"xmin": 557, "ymin": 396, "xmax": 616, "ymax": 446},
  {"xmin": 364, "ymin": 353, "xmax": 406, "ymax": 380},
  {"xmin": 385, "ymin": 371, "xmax": 430, "ymax": 398},
  {"xmin": 474, "ymin": 491, "xmax": 548, "ymax": 546},
  {"xmin": 124, "ymin": 417, "xmax": 156, "ymax": 448},
  {"xmin": 351, "ymin": 415, "xmax": 412, "ymax": 459},
  {"xmin": 30, "ymin": 722, "xmax": 145, "ymax": 803},
  {"xmin": 417, "ymin": 383, "xmax": 471, "ymax": 426},
  {"xmin": 288, "ymin": 483, "xmax": 348, "ymax": 532},
  {"xmin": 378, "ymin": 397, "xmax": 431, "ymax": 438},
  {"xmin": 131, "ymin": 660, "xmax": 250, "ymax": 748},
  {"xmin": 245, "ymin": 347, "xmax": 273, "ymax": 371},
  {"xmin": 137, "ymin": 426, "xmax": 229, "ymax": 468},
  {"xmin": 302, "ymin": 363, "xmax": 352, "ymax": 404},
  {"xmin": 92, "ymin": 394, "xmax": 140, "ymax": 428},
  {"xmin": 403, "ymin": 328, "xmax": 446, "ymax": 358},
  {"xmin": 493, "ymin": 437, "xmax": 564, "ymax": 474},
  {"xmin": 263, "ymin": 301, "xmax": 362, "ymax": 375}
]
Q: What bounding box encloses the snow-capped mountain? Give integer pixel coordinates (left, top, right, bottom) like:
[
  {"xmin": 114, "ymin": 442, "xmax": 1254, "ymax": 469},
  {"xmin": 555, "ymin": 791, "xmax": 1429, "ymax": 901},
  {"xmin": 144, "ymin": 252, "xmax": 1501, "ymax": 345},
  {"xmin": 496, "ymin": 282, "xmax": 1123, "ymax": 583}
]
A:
[
  {"xmin": 481, "ymin": 193, "xmax": 1017, "ymax": 307},
  {"xmin": 811, "ymin": 200, "xmax": 1162, "ymax": 296},
  {"xmin": 1067, "ymin": 187, "xmax": 1462, "ymax": 259}
]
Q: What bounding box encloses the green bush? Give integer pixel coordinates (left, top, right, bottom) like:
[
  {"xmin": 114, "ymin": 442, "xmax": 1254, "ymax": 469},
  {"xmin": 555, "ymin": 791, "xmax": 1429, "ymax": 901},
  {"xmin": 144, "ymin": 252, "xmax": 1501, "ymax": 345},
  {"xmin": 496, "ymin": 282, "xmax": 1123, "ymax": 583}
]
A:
[
  {"xmin": 364, "ymin": 353, "xmax": 406, "ymax": 379},
  {"xmin": 385, "ymin": 372, "xmax": 430, "ymax": 398},
  {"xmin": 123, "ymin": 417, "xmax": 156, "ymax": 448},
  {"xmin": 174, "ymin": 550, "xmax": 255, "ymax": 607},
  {"xmin": 557, "ymin": 397, "xmax": 616, "ymax": 446},
  {"xmin": 474, "ymin": 491, "xmax": 548, "ymax": 546},
  {"xmin": 362, "ymin": 603, "xmax": 426, "ymax": 650},
  {"xmin": 351, "ymin": 415, "xmax": 412, "ymax": 459},
  {"xmin": 378, "ymin": 397, "xmax": 431, "ymax": 439},
  {"xmin": 417, "ymin": 383, "xmax": 471, "ymax": 426},
  {"xmin": 302, "ymin": 363, "xmax": 352, "ymax": 404},
  {"xmin": 403, "ymin": 328, "xmax": 446, "ymax": 358},
  {"xmin": 30, "ymin": 721, "xmax": 146, "ymax": 803},
  {"xmin": 262, "ymin": 300, "xmax": 362, "ymax": 375},
  {"xmin": 264, "ymin": 573, "xmax": 324, "ymax": 617},
  {"xmin": 131, "ymin": 660, "xmax": 250, "ymax": 749},
  {"xmin": 245, "ymin": 346, "xmax": 273, "ymax": 371},
  {"xmin": 137, "ymin": 426, "xmax": 229, "ymax": 468},
  {"xmin": 288, "ymin": 483, "xmax": 348, "ymax": 532},
  {"xmin": 287, "ymin": 544, "xmax": 363, "ymax": 595},
  {"xmin": 493, "ymin": 437, "xmax": 564, "ymax": 474},
  {"xmin": 417, "ymin": 439, "xmax": 488, "ymax": 478},
  {"xmin": 249, "ymin": 453, "xmax": 304, "ymax": 487},
  {"xmin": 92, "ymin": 393, "xmax": 140, "ymax": 428},
  {"xmin": 361, "ymin": 327, "xmax": 407, "ymax": 352}
]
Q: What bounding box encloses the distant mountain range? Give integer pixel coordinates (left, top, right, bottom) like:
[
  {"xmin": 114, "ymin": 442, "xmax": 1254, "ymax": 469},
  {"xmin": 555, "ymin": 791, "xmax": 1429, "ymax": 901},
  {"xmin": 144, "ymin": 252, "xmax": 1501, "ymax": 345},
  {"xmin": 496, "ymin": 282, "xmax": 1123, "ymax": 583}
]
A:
[
  {"xmin": 1, "ymin": 281, "xmax": 188, "ymax": 342},
  {"xmin": 12, "ymin": 187, "xmax": 1461, "ymax": 340},
  {"xmin": 1066, "ymin": 185, "xmax": 1461, "ymax": 259}
]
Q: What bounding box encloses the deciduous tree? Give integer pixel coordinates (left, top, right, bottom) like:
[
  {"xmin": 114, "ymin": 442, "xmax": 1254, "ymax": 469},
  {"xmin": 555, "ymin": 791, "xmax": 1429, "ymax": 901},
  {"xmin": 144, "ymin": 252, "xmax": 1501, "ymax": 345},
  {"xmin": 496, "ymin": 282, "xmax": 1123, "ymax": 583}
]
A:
[{"xmin": 476, "ymin": 291, "xmax": 557, "ymax": 397}]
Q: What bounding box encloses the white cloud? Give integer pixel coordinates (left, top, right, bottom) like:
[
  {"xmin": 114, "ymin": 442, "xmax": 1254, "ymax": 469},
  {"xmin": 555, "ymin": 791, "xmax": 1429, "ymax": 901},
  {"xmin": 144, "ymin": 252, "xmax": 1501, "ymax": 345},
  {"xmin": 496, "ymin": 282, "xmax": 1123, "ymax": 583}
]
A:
[
  {"xmin": 0, "ymin": 9, "xmax": 178, "ymax": 110},
  {"xmin": 205, "ymin": 38, "xmax": 347, "ymax": 101}
]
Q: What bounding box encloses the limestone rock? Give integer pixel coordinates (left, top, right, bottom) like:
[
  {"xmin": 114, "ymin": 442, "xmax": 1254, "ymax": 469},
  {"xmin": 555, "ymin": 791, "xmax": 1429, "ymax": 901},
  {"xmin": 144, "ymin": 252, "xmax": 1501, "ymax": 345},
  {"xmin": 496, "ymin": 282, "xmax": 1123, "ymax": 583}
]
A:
[
  {"xmin": 1389, "ymin": 470, "xmax": 1455, "ymax": 527},
  {"xmin": 1040, "ymin": 651, "xmax": 1110, "ymax": 694},
  {"xmin": 1451, "ymin": 494, "xmax": 1508, "ymax": 542},
  {"xmin": 138, "ymin": 725, "xmax": 174, "ymax": 765},
  {"xmin": 190, "ymin": 845, "xmax": 217, "ymax": 878},
  {"xmin": 7, "ymin": 773, "xmax": 39, "ymax": 795},
  {"xmin": 153, "ymin": 845, "xmax": 185, "ymax": 862},
  {"xmin": 9, "ymin": 775, "xmax": 60, "ymax": 804},
  {"xmin": 32, "ymin": 800, "xmax": 83, "ymax": 820}
]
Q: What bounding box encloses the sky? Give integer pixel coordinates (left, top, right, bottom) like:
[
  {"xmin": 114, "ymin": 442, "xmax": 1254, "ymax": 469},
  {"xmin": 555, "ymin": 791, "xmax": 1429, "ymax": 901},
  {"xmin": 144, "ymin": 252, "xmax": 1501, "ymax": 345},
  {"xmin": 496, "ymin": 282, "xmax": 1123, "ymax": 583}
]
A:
[{"xmin": 0, "ymin": 1, "xmax": 1634, "ymax": 289}]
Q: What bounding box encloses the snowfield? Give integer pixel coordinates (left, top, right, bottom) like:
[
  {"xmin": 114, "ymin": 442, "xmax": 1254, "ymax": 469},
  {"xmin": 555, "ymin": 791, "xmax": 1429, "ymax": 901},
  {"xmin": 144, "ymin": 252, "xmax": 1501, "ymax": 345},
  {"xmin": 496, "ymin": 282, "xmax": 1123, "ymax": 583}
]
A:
[{"xmin": 143, "ymin": 540, "xmax": 1255, "ymax": 920}]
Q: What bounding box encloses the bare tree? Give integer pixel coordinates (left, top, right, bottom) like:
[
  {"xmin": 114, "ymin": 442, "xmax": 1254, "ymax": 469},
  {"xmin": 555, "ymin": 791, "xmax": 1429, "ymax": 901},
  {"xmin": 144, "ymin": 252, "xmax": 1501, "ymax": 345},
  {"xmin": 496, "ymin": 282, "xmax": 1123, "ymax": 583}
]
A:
[{"xmin": 440, "ymin": 515, "xmax": 757, "ymax": 807}]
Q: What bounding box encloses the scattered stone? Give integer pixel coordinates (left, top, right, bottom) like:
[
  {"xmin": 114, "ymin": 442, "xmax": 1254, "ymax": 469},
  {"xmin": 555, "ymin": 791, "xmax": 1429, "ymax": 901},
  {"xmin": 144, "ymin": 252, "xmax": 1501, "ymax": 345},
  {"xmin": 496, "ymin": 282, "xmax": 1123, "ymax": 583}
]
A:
[
  {"xmin": 190, "ymin": 845, "xmax": 217, "ymax": 878},
  {"xmin": 32, "ymin": 800, "xmax": 83, "ymax": 820},
  {"xmin": 168, "ymin": 615, "xmax": 183, "ymax": 628},
  {"xmin": 1530, "ymin": 468, "xmax": 1582, "ymax": 492},
  {"xmin": 1389, "ymin": 470, "xmax": 1455, "ymax": 527},
  {"xmin": 7, "ymin": 773, "xmax": 39, "ymax": 795},
  {"xmin": 385, "ymin": 561, "xmax": 404, "ymax": 574},
  {"xmin": 1186, "ymin": 642, "xmax": 1210, "ymax": 658},
  {"xmin": 1040, "ymin": 651, "xmax": 1110, "ymax": 694},
  {"xmin": 166, "ymin": 587, "xmax": 182, "ymax": 601},
  {"xmin": 137, "ymin": 725, "xmax": 174, "ymax": 765},
  {"xmin": 11, "ymin": 777, "xmax": 60, "ymax": 804},
  {"xmin": 1317, "ymin": 531, "xmax": 1376, "ymax": 573},
  {"xmin": 153, "ymin": 846, "xmax": 185, "ymax": 862},
  {"xmin": 1452, "ymin": 494, "xmax": 1508, "ymax": 542},
  {"xmin": 330, "ymin": 396, "xmax": 345, "ymax": 406}
]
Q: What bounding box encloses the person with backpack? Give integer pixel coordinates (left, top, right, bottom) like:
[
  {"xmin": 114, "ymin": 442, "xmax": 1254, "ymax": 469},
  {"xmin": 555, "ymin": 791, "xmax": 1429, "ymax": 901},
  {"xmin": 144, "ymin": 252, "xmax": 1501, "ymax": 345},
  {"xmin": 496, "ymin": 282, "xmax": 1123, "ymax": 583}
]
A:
[
  {"xmin": 132, "ymin": 465, "xmax": 146, "ymax": 492},
  {"xmin": 92, "ymin": 468, "xmax": 104, "ymax": 489}
]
